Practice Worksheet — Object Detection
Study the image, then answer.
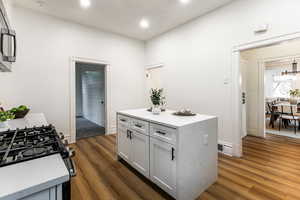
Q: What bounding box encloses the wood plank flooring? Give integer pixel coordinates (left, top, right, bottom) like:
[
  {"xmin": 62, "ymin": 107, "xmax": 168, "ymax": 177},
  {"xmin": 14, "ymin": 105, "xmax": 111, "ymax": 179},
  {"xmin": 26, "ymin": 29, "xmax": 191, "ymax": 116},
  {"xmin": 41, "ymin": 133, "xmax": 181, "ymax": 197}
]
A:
[{"xmin": 71, "ymin": 134, "xmax": 300, "ymax": 200}]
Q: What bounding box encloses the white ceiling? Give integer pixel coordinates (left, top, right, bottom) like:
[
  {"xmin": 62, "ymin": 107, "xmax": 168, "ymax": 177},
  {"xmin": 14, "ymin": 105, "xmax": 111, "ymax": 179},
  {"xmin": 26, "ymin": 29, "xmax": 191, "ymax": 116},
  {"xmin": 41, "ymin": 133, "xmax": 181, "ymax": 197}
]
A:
[{"xmin": 13, "ymin": 0, "xmax": 234, "ymax": 40}]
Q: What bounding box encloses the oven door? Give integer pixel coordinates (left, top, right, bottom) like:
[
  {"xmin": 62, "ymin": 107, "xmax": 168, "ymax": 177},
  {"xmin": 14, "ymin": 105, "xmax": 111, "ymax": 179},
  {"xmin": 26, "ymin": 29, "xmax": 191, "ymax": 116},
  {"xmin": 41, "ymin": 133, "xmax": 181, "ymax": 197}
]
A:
[{"xmin": 62, "ymin": 157, "xmax": 76, "ymax": 200}]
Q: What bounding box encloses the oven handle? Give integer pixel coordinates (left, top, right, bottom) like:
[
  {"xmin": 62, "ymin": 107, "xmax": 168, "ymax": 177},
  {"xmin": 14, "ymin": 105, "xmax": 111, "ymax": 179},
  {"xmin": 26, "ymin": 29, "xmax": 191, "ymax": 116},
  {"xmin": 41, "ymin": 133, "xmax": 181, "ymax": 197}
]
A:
[
  {"xmin": 69, "ymin": 158, "xmax": 76, "ymax": 177},
  {"xmin": 1, "ymin": 28, "xmax": 16, "ymax": 62},
  {"xmin": 65, "ymin": 157, "xmax": 76, "ymax": 177}
]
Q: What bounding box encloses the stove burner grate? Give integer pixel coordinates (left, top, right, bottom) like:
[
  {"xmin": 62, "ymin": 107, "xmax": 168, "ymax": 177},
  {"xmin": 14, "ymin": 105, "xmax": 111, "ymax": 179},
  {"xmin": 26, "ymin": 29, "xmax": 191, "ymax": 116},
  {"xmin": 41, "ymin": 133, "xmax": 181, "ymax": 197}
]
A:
[{"xmin": 22, "ymin": 147, "xmax": 47, "ymax": 157}]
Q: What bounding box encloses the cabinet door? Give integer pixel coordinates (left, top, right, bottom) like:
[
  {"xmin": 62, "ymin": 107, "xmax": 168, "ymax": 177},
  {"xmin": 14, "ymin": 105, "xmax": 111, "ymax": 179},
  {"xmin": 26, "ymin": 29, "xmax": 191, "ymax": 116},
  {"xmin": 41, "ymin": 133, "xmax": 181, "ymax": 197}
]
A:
[
  {"xmin": 150, "ymin": 137, "xmax": 176, "ymax": 197},
  {"xmin": 118, "ymin": 124, "xmax": 131, "ymax": 163},
  {"xmin": 131, "ymin": 131, "xmax": 149, "ymax": 177},
  {"xmin": 21, "ymin": 188, "xmax": 52, "ymax": 200}
]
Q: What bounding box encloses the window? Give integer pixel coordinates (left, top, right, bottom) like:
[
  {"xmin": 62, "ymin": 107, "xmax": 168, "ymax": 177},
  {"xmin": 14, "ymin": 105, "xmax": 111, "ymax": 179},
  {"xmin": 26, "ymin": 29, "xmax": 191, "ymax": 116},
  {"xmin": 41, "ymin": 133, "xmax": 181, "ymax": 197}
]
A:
[{"xmin": 272, "ymin": 75, "xmax": 294, "ymax": 98}]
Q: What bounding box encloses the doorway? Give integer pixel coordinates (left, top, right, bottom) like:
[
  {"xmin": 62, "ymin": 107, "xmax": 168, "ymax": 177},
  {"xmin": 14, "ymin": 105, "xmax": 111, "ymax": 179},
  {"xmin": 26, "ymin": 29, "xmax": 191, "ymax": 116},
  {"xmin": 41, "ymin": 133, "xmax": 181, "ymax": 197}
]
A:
[
  {"xmin": 75, "ymin": 62, "xmax": 106, "ymax": 140},
  {"xmin": 231, "ymin": 33, "xmax": 300, "ymax": 157},
  {"xmin": 236, "ymin": 38, "xmax": 300, "ymax": 157}
]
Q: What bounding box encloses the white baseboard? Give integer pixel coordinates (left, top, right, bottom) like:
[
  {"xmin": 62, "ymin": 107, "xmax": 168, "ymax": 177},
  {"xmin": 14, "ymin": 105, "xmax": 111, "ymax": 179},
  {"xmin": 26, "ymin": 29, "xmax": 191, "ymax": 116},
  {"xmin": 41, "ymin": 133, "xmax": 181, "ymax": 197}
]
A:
[
  {"xmin": 64, "ymin": 135, "xmax": 73, "ymax": 143},
  {"xmin": 247, "ymin": 128, "xmax": 258, "ymax": 136},
  {"xmin": 108, "ymin": 126, "xmax": 116, "ymax": 135}
]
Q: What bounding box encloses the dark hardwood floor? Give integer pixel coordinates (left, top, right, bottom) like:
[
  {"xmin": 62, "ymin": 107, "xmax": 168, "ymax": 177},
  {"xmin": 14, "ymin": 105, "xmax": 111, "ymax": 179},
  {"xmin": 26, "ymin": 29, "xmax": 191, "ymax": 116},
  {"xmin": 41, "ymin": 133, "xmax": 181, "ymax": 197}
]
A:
[{"xmin": 71, "ymin": 134, "xmax": 300, "ymax": 200}]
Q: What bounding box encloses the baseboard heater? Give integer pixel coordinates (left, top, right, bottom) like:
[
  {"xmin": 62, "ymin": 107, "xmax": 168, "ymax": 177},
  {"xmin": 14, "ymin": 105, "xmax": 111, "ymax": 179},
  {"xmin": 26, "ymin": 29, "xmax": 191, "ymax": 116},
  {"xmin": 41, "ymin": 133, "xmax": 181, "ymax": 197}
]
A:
[{"xmin": 218, "ymin": 143, "xmax": 233, "ymax": 156}]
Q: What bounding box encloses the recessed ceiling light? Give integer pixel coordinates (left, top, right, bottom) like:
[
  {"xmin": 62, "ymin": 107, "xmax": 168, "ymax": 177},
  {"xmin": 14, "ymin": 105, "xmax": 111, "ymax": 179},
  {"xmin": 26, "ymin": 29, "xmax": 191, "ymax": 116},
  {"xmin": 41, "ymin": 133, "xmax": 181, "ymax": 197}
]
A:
[
  {"xmin": 80, "ymin": 0, "xmax": 91, "ymax": 8},
  {"xmin": 140, "ymin": 19, "xmax": 150, "ymax": 29},
  {"xmin": 179, "ymin": 0, "xmax": 190, "ymax": 4}
]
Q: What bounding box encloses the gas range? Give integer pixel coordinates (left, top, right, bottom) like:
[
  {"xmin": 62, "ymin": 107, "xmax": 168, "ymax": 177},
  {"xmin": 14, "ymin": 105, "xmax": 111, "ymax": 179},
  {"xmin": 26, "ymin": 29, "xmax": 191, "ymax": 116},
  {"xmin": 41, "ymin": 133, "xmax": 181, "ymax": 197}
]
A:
[{"xmin": 0, "ymin": 125, "xmax": 76, "ymax": 199}]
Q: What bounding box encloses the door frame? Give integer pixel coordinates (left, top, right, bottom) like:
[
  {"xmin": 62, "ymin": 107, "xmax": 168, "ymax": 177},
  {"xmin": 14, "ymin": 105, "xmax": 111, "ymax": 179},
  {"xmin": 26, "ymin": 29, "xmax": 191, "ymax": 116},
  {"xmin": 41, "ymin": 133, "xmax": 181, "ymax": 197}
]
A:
[
  {"xmin": 231, "ymin": 32, "xmax": 300, "ymax": 157},
  {"xmin": 69, "ymin": 56, "xmax": 111, "ymax": 143}
]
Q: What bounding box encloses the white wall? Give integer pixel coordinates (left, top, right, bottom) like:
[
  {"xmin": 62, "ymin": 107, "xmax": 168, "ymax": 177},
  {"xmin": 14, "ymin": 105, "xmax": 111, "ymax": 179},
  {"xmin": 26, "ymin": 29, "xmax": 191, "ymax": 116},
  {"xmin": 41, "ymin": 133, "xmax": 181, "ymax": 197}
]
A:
[
  {"xmin": 146, "ymin": 67, "xmax": 164, "ymax": 105},
  {"xmin": 0, "ymin": 6, "xmax": 147, "ymax": 138},
  {"xmin": 145, "ymin": 0, "xmax": 300, "ymax": 145}
]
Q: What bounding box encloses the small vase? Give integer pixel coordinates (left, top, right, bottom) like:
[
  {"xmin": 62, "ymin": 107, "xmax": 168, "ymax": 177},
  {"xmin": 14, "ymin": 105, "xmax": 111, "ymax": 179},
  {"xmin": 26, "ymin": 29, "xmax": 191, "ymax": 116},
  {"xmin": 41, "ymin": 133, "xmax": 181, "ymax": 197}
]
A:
[
  {"xmin": 0, "ymin": 121, "xmax": 8, "ymax": 128},
  {"xmin": 152, "ymin": 105, "xmax": 161, "ymax": 115},
  {"xmin": 290, "ymin": 98, "xmax": 298, "ymax": 105}
]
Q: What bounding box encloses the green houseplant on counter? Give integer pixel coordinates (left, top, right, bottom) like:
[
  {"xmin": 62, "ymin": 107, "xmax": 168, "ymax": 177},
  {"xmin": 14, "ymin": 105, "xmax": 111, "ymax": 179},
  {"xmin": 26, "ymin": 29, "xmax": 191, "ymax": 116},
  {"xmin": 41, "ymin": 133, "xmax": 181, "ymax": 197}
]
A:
[
  {"xmin": 10, "ymin": 105, "xmax": 30, "ymax": 119},
  {"xmin": 150, "ymin": 88, "xmax": 164, "ymax": 115},
  {"xmin": 289, "ymin": 89, "xmax": 300, "ymax": 104},
  {"xmin": 0, "ymin": 110, "xmax": 15, "ymax": 128}
]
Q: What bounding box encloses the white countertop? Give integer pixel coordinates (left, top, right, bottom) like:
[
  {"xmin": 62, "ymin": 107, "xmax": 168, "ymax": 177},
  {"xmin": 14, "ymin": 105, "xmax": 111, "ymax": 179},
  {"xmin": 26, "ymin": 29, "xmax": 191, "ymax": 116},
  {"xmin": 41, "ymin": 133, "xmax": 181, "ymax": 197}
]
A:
[
  {"xmin": 0, "ymin": 113, "xmax": 48, "ymax": 132},
  {"xmin": 0, "ymin": 154, "xmax": 69, "ymax": 200},
  {"xmin": 117, "ymin": 108, "xmax": 216, "ymax": 128}
]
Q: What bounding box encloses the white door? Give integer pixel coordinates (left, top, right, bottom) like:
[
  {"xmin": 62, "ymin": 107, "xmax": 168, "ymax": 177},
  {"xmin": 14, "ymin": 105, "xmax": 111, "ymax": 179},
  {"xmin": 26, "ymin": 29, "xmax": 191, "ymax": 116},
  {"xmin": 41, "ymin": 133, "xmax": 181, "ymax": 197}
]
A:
[
  {"xmin": 240, "ymin": 59, "xmax": 248, "ymax": 138},
  {"xmin": 150, "ymin": 137, "xmax": 176, "ymax": 197},
  {"xmin": 117, "ymin": 124, "xmax": 131, "ymax": 163},
  {"xmin": 131, "ymin": 131, "xmax": 149, "ymax": 178},
  {"xmin": 82, "ymin": 70, "xmax": 105, "ymax": 126}
]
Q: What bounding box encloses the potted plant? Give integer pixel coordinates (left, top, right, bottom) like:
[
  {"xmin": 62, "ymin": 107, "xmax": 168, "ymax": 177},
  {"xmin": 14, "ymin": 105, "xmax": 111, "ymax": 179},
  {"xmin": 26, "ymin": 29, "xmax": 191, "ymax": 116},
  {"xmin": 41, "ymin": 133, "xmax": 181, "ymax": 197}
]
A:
[
  {"xmin": 289, "ymin": 89, "xmax": 300, "ymax": 104},
  {"xmin": 10, "ymin": 105, "xmax": 30, "ymax": 119},
  {"xmin": 0, "ymin": 110, "xmax": 15, "ymax": 128},
  {"xmin": 150, "ymin": 88, "xmax": 164, "ymax": 114}
]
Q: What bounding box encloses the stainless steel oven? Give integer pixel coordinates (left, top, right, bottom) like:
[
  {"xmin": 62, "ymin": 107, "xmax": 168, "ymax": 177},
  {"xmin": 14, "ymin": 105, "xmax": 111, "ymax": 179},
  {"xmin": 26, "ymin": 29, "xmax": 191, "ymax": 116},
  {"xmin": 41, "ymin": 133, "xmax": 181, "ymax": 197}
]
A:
[{"xmin": 0, "ymin": 0, "xmax": 16, "ymax": 72}]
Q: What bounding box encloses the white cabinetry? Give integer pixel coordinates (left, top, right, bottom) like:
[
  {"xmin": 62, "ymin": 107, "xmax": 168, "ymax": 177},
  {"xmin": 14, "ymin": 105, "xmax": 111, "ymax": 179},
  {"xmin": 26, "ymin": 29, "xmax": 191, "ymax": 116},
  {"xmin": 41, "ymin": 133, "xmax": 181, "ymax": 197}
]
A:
[
  {"xmin": 117, "ymin": 115, "xmax": 150, "ymax": 178},
  {"xmin": 117, "ymin": 109, "xmax": 218, "ymax": 200},
  {"xmin": 131, "ymin": 131, "xmax": 149, "ymax": 177},
  {"xmin": 150, "ymin": 137, "xmax": 176, "ymax": 197},
  {"xmin": 117, "ymin": 123, "xmax": 131, "ymax": 163},
  {"xmin": 20, "ymin": 185, "xmax": 62, "ymax": 200}
]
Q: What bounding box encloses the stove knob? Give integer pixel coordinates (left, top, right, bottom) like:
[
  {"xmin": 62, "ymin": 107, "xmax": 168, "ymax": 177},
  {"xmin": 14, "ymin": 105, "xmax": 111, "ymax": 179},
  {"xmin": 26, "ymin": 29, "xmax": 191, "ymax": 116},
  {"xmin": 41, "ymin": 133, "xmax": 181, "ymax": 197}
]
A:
[
  {"xmin": 63, "ymin": 140, "xmax": 69, "ymax": 146},
  {"xmin": 68, "ymin": 147, "xmax": 76, "ymax": 157},
  {"xmin": 59, "ymin": 132, "xmax": 65, "ymax": 140}
]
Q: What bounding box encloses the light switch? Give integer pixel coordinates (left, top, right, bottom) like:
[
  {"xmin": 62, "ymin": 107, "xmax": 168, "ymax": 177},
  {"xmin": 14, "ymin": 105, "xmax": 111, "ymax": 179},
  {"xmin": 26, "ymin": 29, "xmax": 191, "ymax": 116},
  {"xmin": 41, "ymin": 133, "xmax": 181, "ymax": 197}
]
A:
[
  {"xmin": 203, "ymin": 134, "xmax": 208, "ymax": 145},
  {"xmin": 223, "ymin": 77, "xmax": 230, "ymax": 85}
]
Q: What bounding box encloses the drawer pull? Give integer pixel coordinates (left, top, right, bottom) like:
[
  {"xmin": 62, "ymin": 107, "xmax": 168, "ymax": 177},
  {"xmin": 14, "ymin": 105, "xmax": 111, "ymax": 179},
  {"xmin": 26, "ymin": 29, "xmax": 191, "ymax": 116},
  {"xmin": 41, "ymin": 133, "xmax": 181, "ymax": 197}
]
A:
[
  {"xmin": 156, "ymin": 130, "xmax": 166, "ymax": 135},
  {"xmin": 135, "ymin": 124, "xmax": 143, "ymax": 128},
  {"xmin": 120, "ymin": 119, "xmax": 126, "ymax": 122},
  {"xmin": 127, "ymin": 130, "xmax": 132, "ymax": 139},
  {"xmin": 171, "ymin": 147, "xmax": 175, "ymax": 161}
]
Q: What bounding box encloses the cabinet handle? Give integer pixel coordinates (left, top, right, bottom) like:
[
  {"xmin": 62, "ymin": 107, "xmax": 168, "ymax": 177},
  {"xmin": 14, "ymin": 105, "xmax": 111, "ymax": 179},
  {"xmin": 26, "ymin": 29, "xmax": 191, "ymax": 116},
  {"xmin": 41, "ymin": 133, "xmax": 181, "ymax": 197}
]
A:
[
  {"xmin": 120, "ymin": 119, "xmax": 126, "ymax": 122},
  {"xmin": 171, "ymin": 147, "xmax": 175, "ymax": 161},
  {"xmin": 127, "ymin": 130, "xmax": 130, "ymax": 138},
  {"xmin": 130, "ymin": 131, "xmax": 132, "ymax": 140},
  {"xmin": 127, "ymin": 130, "xmax": 132, "ymax": 140},
  {"xmin": 156, "ymin": 130, "xmax": 166, "ymax": 135},
  {"xmin": 135, "ymin": 124, "xmax": 143, "ymax": 128}
]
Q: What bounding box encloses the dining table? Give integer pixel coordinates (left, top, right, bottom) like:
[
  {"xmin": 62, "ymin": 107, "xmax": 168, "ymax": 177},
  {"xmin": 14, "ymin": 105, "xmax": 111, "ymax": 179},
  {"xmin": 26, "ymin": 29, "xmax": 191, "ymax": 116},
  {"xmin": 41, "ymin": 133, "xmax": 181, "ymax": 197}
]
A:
[
  {"xmin": 269, "ymin": 102, "xmax": 300, "ymax": 131},
  {"xmin": 272, "ymin": 102, "xmax": 300, "ymax": 115}
]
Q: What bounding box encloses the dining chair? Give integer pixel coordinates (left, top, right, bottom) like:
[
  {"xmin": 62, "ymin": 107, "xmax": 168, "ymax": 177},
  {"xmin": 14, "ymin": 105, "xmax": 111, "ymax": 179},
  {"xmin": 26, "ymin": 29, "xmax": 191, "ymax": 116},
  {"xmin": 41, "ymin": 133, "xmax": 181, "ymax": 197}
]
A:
[
  {"xmin": 279, "ymin": 105, "xmax": 299, "ymax": 134},
  {"xmin": 267, "ymin": 102, "xmax": 280, "ymax": 128}
]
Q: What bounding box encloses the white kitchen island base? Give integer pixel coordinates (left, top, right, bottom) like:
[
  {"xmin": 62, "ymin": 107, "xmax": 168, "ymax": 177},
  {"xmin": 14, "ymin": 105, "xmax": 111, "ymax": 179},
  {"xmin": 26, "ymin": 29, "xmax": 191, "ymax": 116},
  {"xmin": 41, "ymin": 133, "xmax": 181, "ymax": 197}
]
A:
[{"xmin": 117, "ymin": 109, "xmax": 218, "ymax": 200}]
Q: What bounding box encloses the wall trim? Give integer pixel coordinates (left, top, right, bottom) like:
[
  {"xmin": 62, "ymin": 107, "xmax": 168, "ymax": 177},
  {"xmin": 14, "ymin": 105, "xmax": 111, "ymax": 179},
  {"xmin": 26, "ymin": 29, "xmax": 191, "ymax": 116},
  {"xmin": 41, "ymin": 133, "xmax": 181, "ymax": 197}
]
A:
[
  {"xmin": 146, "ymin": 63, "xmax": 164, "ymax": 69},
  {"xmin": 69, "ymin": 56, "xmax": 111, "ymax": 143},
  {"xmin": 109, "ymin": 126, "xmax": 117, "ymax": 135}
]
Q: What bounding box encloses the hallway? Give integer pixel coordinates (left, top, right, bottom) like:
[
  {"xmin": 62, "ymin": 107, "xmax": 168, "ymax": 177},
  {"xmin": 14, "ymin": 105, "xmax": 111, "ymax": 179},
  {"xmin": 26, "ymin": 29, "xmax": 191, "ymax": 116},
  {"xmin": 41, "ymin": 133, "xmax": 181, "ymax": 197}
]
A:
[{"xmin": 76, "ymin": 117, "xmax": 105, "ymax": 140}]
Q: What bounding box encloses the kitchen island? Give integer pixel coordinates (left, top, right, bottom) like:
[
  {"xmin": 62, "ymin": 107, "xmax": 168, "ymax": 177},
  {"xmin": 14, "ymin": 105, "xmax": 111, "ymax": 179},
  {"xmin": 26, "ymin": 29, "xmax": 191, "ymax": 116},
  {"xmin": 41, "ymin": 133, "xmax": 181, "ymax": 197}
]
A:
[{"xmin": 117, "ymin": 109, "xmax": 218, "ymax": 200}]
